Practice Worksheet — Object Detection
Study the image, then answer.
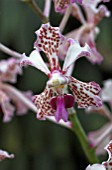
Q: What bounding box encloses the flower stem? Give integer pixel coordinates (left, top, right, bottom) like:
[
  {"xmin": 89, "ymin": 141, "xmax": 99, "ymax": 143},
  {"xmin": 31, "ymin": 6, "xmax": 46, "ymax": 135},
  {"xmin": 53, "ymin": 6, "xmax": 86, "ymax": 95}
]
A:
[
  {"xmin": 59, "ymin": 5, "xmax": 72, "ymax": 33},
  {"xmin": 0, "ymin": 43, "xmax": 22, "ymax": 58},
  {"xmin": 22, "ymin": 0, "xmax": 49, "ymax": 23},
  {"xmin": 69, "ymin": 110, "xmax": 99, "ymax": 163},
  {"xmin": 43, "ymin": 0, "xmax": 51, "ymax": 17}
]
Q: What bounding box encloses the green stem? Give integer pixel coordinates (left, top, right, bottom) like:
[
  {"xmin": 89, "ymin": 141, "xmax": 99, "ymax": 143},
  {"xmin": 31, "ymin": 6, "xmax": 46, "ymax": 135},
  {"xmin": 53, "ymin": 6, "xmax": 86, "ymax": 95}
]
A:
[
  {"xmin": 22, "ymin": 0, "xmax": 49, "ymax": 23},
  {"xmin": 69, "ymin": 110, "xmax": 99, "ymax": 163}
]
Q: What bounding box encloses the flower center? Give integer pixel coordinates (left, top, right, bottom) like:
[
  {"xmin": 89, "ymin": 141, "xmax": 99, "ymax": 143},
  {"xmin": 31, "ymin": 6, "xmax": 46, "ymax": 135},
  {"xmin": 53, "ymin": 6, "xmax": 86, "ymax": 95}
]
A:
[{"xmin": 47, "ymin": 71, "xmax": 68, "ymax": 88}]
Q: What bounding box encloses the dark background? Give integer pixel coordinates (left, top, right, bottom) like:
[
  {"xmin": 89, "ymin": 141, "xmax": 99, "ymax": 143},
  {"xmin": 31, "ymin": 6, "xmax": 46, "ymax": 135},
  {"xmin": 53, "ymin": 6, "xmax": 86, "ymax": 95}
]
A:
[{"xmin": 0, "ymin": 0, "xmax": 112, "ymax": 170}]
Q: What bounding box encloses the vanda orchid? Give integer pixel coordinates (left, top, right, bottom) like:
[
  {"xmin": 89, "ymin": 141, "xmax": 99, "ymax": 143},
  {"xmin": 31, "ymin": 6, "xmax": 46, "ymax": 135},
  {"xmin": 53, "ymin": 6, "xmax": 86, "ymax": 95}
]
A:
[
  {"xmin": 20, "ymin": 23, "xmax": 102, "ymax": 122},
  {"xmin": 102, "ymin": 140, "xmax": 112, "ymax": 170},
  {"xmin": 65, "ymin": 0, "xmax": 110, "ymax": 64},
  {"xmin": 0, "ymin": 58, "xmax": 32, "ymax": 122},
  {"xmin": 86, "ymin": 140, "xmax": 112, "ymax": 170},
  {"xmin": 86, "ymin": 79, "xmax": 112, "ymax": 156}
]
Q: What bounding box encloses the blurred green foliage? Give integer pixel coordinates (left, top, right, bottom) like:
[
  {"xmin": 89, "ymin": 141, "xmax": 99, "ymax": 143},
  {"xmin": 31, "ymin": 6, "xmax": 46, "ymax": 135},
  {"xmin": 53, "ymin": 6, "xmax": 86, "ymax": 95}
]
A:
[{"xmin": 0, "ymin": 0, "xmax": 112, "ymax": 170}]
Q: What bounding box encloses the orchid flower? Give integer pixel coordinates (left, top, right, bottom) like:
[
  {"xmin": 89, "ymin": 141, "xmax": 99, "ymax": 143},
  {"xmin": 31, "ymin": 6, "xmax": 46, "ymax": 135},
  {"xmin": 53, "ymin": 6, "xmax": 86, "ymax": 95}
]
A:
[
  {"xmin": 65, "ymin": 0, "xmax": 110, "ymax": 64},
  {"xmin": 86, "ymin": 79, "xmax": 112, "ymax": 155},
  {"xmin": 102, "ymin": 140, "xmax": 112, "ymax": 170},
  {"xmin": 83, "ymin": 1, "xmax": 110, "ymax": 65},
  {"xmin": 21, "ymin": 23, "xmax": 102, "ymax": 122},
  {"xmin": 0, "ymin": 58, "xmax": 32, "ymax": 122},
  {"xmin": 0, "ymin": 149, "xmax": 14, "ymax": 161},
  {"xmin": 0, "ymin": 58, "xmax": 22, "ymax": 83},
  {"xmin": 86, "ymin": 140, "xmax": 112, "ymax": 170}
]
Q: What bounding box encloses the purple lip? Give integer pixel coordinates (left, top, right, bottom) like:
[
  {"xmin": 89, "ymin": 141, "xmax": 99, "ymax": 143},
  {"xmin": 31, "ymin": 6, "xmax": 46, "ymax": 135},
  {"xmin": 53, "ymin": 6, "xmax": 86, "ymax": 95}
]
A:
[{"xmin": 50, "ymin": 94, "xmax": 75, "ymax": 122}]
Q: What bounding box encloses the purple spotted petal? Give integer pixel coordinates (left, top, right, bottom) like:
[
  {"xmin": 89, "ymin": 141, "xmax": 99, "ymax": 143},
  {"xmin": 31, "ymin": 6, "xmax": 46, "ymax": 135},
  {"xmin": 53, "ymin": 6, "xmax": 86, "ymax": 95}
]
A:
[
  {"xmin": 32, "ymin": 86, "xmax": 55, "ymax": 120},
  {"xmin": 68, "ymin": 76, "xmax": 102, "ymax": 108},
  {"xmin": 102, "ymin": 140, "xmax": 112, "ymax": 170},
  {"xmin": 34, "ymin": 23, "xmax": 65, "ymax": 71},
  {"xmin": 53, "ymin": 0, "xmax": 75, "ymax": 13}
]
